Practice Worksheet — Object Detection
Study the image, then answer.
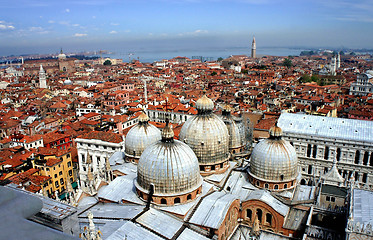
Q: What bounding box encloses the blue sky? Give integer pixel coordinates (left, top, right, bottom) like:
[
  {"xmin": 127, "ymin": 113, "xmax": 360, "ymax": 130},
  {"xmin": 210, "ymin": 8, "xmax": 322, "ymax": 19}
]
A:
[{"xmin": 0, "ymin": 0, "xmax": 372, "ymax": 55}]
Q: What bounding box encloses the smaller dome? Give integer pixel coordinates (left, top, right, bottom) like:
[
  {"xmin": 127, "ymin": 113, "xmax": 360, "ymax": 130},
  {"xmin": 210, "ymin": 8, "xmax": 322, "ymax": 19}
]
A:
[
  {"xmin": 195, "ymin": 95, "xmax": 214, "ymax": 112},
  {"xmin": 125, "ymin": 112, "xmax": 161, "ymax": 162},
  {"xmin": 58, "ymin": 49, "xmax": 66, "ymax": 60}
]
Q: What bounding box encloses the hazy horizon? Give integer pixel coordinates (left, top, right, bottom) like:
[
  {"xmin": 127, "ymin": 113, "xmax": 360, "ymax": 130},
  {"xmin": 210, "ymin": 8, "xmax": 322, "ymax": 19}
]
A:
[{"xmin": 1, "ymin": 0, "xmax": 372, "ymax": 56}]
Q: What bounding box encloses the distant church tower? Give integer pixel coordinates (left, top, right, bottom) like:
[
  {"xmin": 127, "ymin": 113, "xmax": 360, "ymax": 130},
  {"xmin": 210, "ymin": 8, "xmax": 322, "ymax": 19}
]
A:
[
  {"xmin": 251, "ymin": 36, "xmax": 256, "ymax": 58},
  {"xmin": 39, "ymin": 65, "xmax": 47, "ymax": 88},
  {"xmin": 337, "ymin": 52, "xmax": 341, "ymax": 69}
]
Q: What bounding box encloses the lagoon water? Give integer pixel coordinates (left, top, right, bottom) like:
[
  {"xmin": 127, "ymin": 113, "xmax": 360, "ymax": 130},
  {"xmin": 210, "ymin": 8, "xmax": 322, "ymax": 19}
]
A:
[{"xmin": 103, "ymin": 46, "xmax": 307, "ymax": 63}]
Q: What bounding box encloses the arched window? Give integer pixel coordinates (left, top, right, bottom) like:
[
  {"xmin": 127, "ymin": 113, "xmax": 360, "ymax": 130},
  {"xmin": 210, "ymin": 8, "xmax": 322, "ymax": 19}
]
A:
[
  {"xmin": 363, "ymin": 173, "xmax": 367, "ymax": 183},
  {"xmin": 312, "ymin": 145, "xmax": 317, "ymax": 158},
  {"xmin": 264, "ymin": 183, "xmax": 269, "ymax": 189},
  {"xmin": 284, "ymin": 184, "xmax": 288, "ymax": 189},
  {"xmin": 246, "ymin": 209, "xmax": 252, "ymax": 220},
  {"xmin": 187, "ymin": 194, "xmax": 192, "ymax": 200},
  {"xmin": 256, "ymin": 209, "xmax": 262, "ymax": 223},
  {"xmin": 307, "ymin": 144, "xmax": 311, "ymax": 157},
  {"xmin": 174, "ymin": 197, "xmax": 180, "ymax": 204},
  {"xmin": 301, "ymin": 179, "xmax": 306, "ymax": 185},
  {"xmin": 266, "ymin": 213, "xmax": 272, "ymax": 226},
  {"xmin": 256, "ymin": 181, "xmax": 260, "ymax": 187},
  {"xmin": 280, "ymin": 175, "xmax": 284, "ymax": 181},
  {"xmin": 161, "ymin": 198, "xmax": 167, "ymax": 204},
  {"xmin": 274, "ymin": 185, "xmax": 279, "ymax": 190},
  {"xmin": 336, "ymin": 148, "xmax": 341, "ymax": 161},
  {"xmin": 355, "ymin": 150, "xmax": 360, "ymax": 164},
  {"xmin": 324, "ymin": 146, "xmax": 329, "ymax": 160},
  {"xmin": 363, "ymin": 152, "xmax": 369, "ymax": 165}
]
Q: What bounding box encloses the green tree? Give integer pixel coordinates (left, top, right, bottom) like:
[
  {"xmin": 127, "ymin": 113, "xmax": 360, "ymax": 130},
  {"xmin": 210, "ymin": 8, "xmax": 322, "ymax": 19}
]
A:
[
  {"xmin": 311, "ymin": 75, "xmax": 319, "ymax": 82},
  {"xmin": 299, "ymin": 74, "xmax": 311, "ymax": 83},
  {"xmin": 217, "ymin": 57, "xmax": 223, "ymax": 61},
  {"xmin": 103, "ymin": 59, "xmax": 112, "ymax": 65},
  {"xmin": 211, "ymin": 71, "xmax": 217, "ymax": 76},
  {"xmin": 283, "ymin": 58, "xmax": 292, "ymax": 68}
]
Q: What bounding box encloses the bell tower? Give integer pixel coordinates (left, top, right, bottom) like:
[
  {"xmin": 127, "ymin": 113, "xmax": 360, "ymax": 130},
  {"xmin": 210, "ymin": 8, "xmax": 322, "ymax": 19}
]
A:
[{"xmin": 251, "ymin": 36, "xmax": 256, "ymax": 58}]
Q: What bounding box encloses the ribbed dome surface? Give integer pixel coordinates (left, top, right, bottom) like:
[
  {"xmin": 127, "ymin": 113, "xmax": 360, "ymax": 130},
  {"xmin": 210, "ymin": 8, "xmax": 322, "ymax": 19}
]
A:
[
  {"xmin": 136, "ymin": 140, "xmax": 202, "ymax": 195},
  {"xmin": 125, "ymin": 120, "xmax": 161, "ymax": 158},
  {"xmin": 249, "ymin": 138, "xmax": 298, "ymax": 182},
  {"xmin": 180, "ymin": 114, "xmax": 230, "ymax": 165},
  {"xmin": 221, "ymin": 109, "xmax": 244, "ymax": 149}
]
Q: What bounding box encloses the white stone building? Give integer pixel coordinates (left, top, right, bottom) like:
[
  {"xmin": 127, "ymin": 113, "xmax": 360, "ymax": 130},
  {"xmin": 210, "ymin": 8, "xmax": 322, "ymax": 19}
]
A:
[
  {"xmin": 75, "ymin": 131, "xmax": 125, "ymax": 195},
  {"xmin": 278, "ymin": 113, "xmax": 373, "ymax": 190},
  {"xmin": 349, "ymin": 71, "xmax": 373, "ymax": 96}
]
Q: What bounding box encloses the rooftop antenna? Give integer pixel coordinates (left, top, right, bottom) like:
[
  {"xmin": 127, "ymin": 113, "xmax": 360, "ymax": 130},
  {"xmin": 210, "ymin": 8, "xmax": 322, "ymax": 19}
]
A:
[{"xmin": 141, "ymin": 76, "xmax": 148, "ymax": 110}]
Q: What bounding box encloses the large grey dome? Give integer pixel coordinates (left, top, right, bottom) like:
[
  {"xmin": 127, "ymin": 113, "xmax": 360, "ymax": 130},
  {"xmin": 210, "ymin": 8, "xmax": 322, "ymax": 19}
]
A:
[
  {"xmin": 125, "ymin": 112, "xmax": 161, "ymax": 161},
  {"xmin": 249, "ymin": 125, "xmax": 298, "ymax": 182},
  {"xmin": 179, "ymin": 95, "xmax": 230, "ymax": 170},
  {"xmin": 136, "ymin": 124, "xmax": 202, "ymax": 196}
]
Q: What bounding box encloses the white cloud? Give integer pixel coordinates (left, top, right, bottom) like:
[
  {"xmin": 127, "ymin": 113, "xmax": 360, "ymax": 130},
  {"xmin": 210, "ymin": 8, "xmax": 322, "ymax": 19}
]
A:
[
  {"xmin": 74, "ymin": 33, "xmax": 87, "ymax": 37},
  {"xmin": 178, "ymin": 29, "xmax": 208, "ymax": 36},
  {"xmin": 110, "ymin": 23, "xmax": 120, "ymax": 26},
  {"xmin": 0, "ymin": 21, "xmax": 15, "ymax": 30},
  {"xmin": 109, "ymin": 30, "xmax": 117, "ymax": 34},
  {"xmin": 72, "ymin": 24, "xmax": 80, "ymax": 27},
  {"xmin": 29, "ymin": 26, "xmax": 43, "ymax": 31},
  {"xmin": 65, "ymin": 8, "xmax": 70, "ymax": 13},
  {"xmin": 48, "ymin": 20, "xmax": 55, "ymax": 24},
  {"xmin": 194, "ymin": 29, "xmax": 208, "ymax": 34}
]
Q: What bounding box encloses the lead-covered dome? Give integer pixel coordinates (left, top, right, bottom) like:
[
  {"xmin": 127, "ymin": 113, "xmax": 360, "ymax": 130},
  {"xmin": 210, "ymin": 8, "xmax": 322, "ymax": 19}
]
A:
[
  {"xmin": 248, "ymin": 125, "xmax": 298, "ymax": 191},
  {"xmin": 125, "ymin": 112, "xmax": 161, "ymax": 163},
  {"xmin": 179, "ymin": 95, "xmax": 230, "ymax": 175},
  {"xmin": 135, "ymin": 123, "xmax": 202, "ymax": 205},
  {"xmin": 221, "ymin": 105, "xmax": 249, "ymax": 155}
]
